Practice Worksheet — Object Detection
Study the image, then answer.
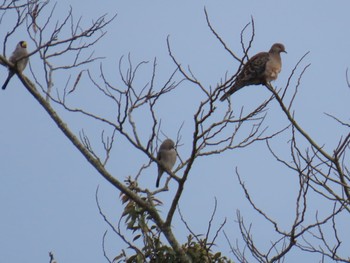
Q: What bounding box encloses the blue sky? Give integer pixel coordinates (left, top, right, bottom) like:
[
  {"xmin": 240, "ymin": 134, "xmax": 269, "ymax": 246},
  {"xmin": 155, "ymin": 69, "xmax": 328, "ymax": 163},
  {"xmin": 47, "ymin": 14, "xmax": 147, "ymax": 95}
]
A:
[{"xmin": 1, "ymin": 1, "xmax": 350, "ymax": 262}]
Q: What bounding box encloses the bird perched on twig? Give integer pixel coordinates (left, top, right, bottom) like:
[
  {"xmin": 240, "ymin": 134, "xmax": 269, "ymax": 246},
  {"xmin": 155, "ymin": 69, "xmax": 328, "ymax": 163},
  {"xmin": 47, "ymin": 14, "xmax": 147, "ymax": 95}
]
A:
[
  {"xmin": 156, "ymin": 139, "xmax": 177, "ymax": 188},
  {"xmin": 220, "ymin": 43, "xmax": 286, "ymax": 101},
  {"xmin": 2, "ymin": 41, "xmax": 29, "ymax": 90}
]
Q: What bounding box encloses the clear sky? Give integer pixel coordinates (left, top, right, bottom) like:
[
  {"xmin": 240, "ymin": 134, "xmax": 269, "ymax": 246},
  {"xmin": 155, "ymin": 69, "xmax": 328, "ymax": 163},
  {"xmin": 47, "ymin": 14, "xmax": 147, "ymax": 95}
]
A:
[{"xmin": 1, "ymin": 1, "xmax": 350, "ymax": 262}]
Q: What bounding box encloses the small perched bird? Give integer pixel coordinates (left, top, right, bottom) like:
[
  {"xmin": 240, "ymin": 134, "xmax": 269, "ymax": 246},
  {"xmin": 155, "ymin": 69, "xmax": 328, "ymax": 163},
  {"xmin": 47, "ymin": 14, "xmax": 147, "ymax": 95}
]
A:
[
  {"xmin": 156, "ymin": 139, "xmax": 177, "ymax": 188},
  {"xmin": 220, "ymin": 43, "xmax": 286, "ymax": 101},
  {"xmin": 2, "ymin": 41, "xmax": 29, "ymax": 90}
]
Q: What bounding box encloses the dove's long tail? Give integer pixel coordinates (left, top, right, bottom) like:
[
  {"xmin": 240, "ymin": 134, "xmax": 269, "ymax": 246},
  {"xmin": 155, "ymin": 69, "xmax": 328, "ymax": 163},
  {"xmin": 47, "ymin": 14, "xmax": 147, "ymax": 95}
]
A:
[{"xmin": 220, "ymin": 84, "xmax": 243, "ymax": 101}]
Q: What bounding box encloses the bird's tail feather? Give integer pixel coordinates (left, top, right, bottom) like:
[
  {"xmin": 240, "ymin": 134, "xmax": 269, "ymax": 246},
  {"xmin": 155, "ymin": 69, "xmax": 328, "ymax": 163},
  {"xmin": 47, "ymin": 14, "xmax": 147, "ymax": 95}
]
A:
[
  {"xmin": 220, "ymin": 84, "xmax": 241, "ymax": 101},
  {"xmin": 2, "ymin": 72, "xmax": 14, "ymax": 90},
  {"xmin": 156, "ymin": 170, "xmax": 163, "ymax": 188},
  {"xmin": 219, "ymin": 92, "xmax": 230, "ymax": 102}
]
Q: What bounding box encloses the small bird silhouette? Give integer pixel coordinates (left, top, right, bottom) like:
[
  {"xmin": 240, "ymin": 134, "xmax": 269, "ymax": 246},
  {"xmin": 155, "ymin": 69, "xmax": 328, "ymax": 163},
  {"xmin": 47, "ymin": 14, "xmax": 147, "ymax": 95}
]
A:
[
  {"xmin": 2, "ymin": 41, "xmax": 29, "ymax": 90},
  {"xmin": 220, "ymin": 43, "xmax": 286, "ymax": 101},
  {"xmin": 156, "ymin": 139, "xmax": 177, "ymax": 188}
]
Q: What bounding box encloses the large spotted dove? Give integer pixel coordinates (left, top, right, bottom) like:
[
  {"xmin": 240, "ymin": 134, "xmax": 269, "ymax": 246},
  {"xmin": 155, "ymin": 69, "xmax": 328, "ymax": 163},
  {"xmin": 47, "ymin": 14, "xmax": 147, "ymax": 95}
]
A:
[{"xmin": 220, "ymin": 43, "xmax": 286, "ymax": 101}]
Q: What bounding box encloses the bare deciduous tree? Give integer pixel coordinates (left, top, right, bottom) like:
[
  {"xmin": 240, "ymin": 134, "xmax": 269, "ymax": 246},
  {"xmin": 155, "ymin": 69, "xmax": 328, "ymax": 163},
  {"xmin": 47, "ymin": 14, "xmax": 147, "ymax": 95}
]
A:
[{"xmin": 1, "ymin": 1, "xmax": 350, "ymax": 262}]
